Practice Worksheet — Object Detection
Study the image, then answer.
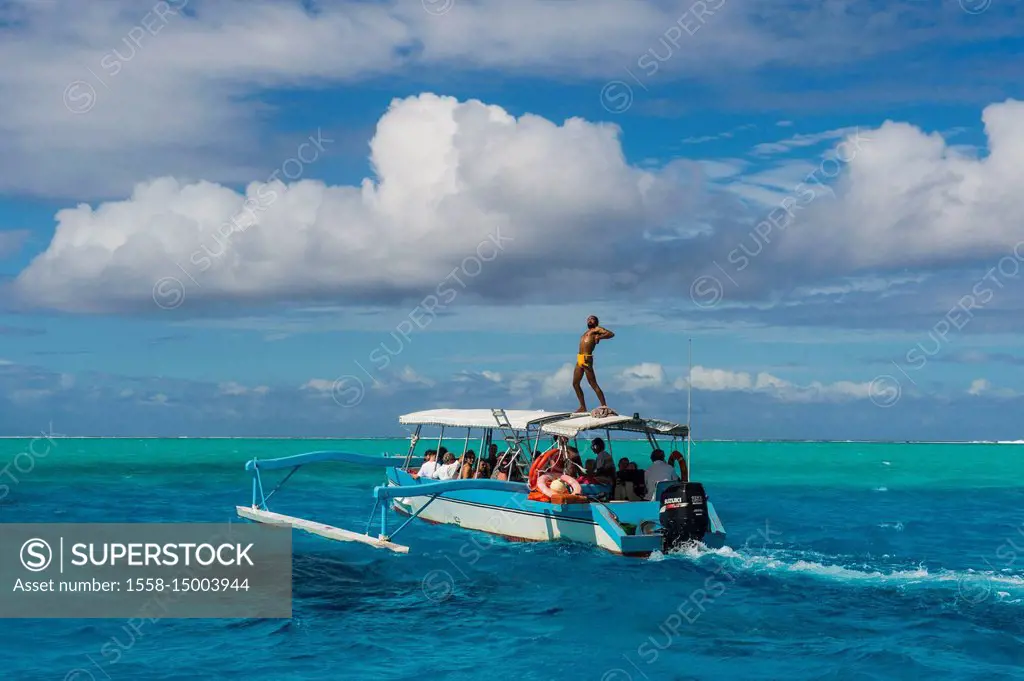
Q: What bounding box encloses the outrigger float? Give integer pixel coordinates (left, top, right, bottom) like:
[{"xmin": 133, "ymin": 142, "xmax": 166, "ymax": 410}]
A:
[{"xmin": 237, "ymin": 408, "xmax": 726, "ymax": 557}]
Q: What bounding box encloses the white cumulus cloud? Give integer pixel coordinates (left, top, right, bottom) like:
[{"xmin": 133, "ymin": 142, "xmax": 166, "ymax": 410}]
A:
[
  {"xmin": 13, "ymin": 93, "xmax": 685, "ymax": 313},
  {"xmin": 775, "ymin": 100, "xmax": 1024, "ymax": 272}
]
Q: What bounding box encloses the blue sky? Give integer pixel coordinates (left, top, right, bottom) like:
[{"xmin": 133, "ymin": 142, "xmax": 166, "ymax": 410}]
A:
[{"xmin": 2, "ymin": 0, "xmax": 1024, "ymax": 438}]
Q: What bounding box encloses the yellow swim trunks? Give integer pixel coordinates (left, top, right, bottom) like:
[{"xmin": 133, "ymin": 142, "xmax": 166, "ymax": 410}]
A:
[{"xmin": 577, "ymin": 353, "xmax": 593, "ymax": 368}]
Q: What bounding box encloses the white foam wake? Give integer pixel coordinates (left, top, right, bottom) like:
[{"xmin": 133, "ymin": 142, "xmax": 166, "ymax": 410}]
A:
[{"xmin": 665, "ymin": 543, "xmax": 1024, "ymax": 604}]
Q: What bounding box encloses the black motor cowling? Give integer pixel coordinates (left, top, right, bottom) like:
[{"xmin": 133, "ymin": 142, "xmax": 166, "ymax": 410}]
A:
[{"xmin": 659, "ymin": 482, "xmax": 709, "ymax": 551}]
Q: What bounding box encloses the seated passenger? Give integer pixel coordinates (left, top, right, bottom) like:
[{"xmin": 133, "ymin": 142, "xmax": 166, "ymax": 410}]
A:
[
  {"xmin": 495, "ymin": 448, "xmax": 528, "ymax": 481},
  {"xmin": 629, "ymin": 462, "xmax": 645, "ymax": 496},
  {"xmin": 578, "ymin": 459, "xmax": 597, "ymax": 483},
  {"xmin": 475, "ymin": 461, "xmax": 492, "ymax": 479},
  {"xmin": 435, "ymin": 452, "xmax": 460, "ymax": 480},
  {"xmin": 590, "ymin": 455, "xmax": 613, "ymax": 490},
  {"xmin": 610, "ymin": 456, "xmax": 646, "ymax": 499},
  {"xmin": 434, "ymin": 446, "xmax": 450, "ymax": 474},
  {"xmin": 545, "ymin": 445, "xmax": 580, "ymax": 478},
  {"xmin": 460, "ymin": 451, "xmax": 477, "ymax": 479},
  {"xmin": 490, "ymin": 454, "xmax": 506, "ymax": 479},
  {"xmin": 590, "ymin": 437, "xmax": 615, "ymax": 477},
  {"xmin": 486, "ymin": 444, "xmax": 499, "ymax": 470},
  {"xmin": 412, "ymin": 450, "xmax": 438, "ymax": 479},
  {"xmin": 613, "ymin": 475, "xmax": 643, "ymax": 501},
  {"xmin": 644, "ymin": 449, "xmax": 679, "ymax": 500}
]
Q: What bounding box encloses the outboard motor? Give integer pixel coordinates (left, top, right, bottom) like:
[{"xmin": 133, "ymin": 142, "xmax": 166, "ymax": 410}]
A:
[{"xmin": 659, "ymin": 482, "xmax": 709, "ymax": 551}]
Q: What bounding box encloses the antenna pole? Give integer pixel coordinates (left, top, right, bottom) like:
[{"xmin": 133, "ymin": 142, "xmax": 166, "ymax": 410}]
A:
[{"xmin": 687, "ymin": 337, "xmax": 692, "ymax": 479}]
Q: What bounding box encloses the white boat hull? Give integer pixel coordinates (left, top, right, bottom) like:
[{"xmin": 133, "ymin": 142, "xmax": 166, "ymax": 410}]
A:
[{"xmin": 392, "ymin": 492, "xmax": 630, "ymax": 554}]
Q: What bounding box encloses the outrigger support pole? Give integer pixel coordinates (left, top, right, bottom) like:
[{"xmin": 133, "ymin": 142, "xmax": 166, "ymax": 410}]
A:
[
  {"xmin": 249, "ymin": 462, "xmax": 301, "ymax": 511},
  {"xmin": 386, "ymin": 494, "xmax": 443, "ymax": 541},
  {"xmin": 365, "ymin": 499, "xmax": 381, "ymax": 535},
  {"xmin": 262, "ymin": 465, "xmax": 300, "ymax": 506},
  {"xmin": 251, "ymin": 464, "xmax": 268, "ymax": 509}
]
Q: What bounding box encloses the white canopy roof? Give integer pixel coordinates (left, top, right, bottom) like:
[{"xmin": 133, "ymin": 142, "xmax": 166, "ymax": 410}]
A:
[
  {"xmin": 542, "ymin": 414, "xmax": 633, "ymax": 436},
  {"xmin": 541, "ymin": 413, "xmax": 690, "ymax": 438},
  {"xmin": 399, "ymin": 409, "xmax": 572, "ymax": 431}
]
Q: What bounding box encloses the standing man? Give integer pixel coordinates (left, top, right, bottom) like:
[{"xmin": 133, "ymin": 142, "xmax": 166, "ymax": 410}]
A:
[{"xmin": 572, "ymin": 315, "xmax": 614, "ymax": 413}]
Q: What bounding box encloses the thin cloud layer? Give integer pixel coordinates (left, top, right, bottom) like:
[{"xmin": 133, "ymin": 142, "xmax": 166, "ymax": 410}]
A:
[
  {"xmin": 675, "ymin": 365, "xmax": 873, "ymax": 403},
  {"xmin": 3, "ymin": 357, "xmax": 1020, "ymax": 439},
  {"xmin": 0, "ymin": 0, "xmax": 1018, "ymax": 197}
]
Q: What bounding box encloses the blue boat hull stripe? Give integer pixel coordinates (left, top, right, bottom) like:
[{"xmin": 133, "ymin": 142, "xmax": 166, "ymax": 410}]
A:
[{"xmin": 393, "ymin": 494, "xmax": 599, "ymax": 526}]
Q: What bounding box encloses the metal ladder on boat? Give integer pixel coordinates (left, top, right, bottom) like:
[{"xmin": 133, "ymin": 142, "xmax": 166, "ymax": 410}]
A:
[
  {"xmin": 491, "ymin": 408, "xmax": 528, "ymax": 474},
  {"xmin": 491, "ymin": 408, "xmax": 523, "ymax": 450}
]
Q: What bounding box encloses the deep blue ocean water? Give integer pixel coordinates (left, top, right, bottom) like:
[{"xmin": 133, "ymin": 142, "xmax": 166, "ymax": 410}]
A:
[{"xmin": 1, "ymin": 438, "xmax": 1023, "ymax": 680}]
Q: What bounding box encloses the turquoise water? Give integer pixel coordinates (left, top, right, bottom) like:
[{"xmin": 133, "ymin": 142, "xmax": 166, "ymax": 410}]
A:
[{"xmin": 1, "ymin": 438, "xmax": 1023, "ymax": 680}]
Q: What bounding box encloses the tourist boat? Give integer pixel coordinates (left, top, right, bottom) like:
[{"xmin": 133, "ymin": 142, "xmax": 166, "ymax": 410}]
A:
[{"xmin": 236, "ymin": 407, "xmax": 726, "ymax": 557}]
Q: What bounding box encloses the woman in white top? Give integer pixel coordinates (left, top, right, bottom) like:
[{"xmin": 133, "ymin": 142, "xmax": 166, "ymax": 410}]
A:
[{"xmin": 434, "ymin": 452, "xmax": 461, "ymax": 480}]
